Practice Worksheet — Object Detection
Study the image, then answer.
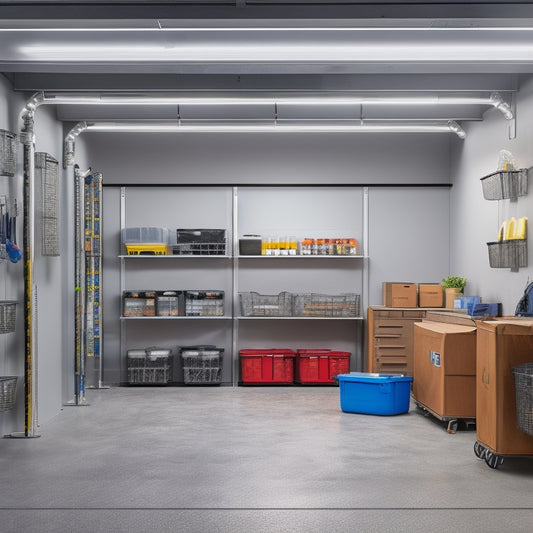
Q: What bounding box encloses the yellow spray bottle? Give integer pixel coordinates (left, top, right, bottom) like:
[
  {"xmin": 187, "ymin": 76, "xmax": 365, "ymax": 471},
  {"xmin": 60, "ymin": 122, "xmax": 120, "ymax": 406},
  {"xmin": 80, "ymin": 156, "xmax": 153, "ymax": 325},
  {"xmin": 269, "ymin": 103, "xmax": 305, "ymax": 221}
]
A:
[{"xmin": 515, "ymin": 217, "xmax": 528, "ymax": 239}]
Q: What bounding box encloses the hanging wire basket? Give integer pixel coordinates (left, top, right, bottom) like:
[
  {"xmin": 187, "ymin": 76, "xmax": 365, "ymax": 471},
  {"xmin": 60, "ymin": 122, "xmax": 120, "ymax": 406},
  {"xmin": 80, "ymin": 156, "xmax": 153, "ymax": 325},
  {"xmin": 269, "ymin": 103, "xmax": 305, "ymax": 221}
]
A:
[
  {"xmin": 35, "ymin": 152, "xmax": 60, "ymax": 256},
  {"xmin": 0, "ymin": 376, "xmax": 17, "ymax": 411},
  {"xmin": 0, "ymin": 130, "xmax": 17, "ymax": 177},
  {"xmin": 0, "ymin": 301, "xmax": 17, "ymax": 334}
]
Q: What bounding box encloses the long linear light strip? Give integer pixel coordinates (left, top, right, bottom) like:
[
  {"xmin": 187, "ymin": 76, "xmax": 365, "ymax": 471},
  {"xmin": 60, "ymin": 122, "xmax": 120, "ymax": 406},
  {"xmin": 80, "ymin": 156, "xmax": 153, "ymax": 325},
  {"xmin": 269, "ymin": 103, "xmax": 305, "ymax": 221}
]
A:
[
  {"xmin": 81, "ymin": 120, "xmax": 466, "ymax": 138},
  {"xmin": 40, "ymin": 92, "xmax": 513, "ymax": 119},
  {"xmin": 3, "ymin": 25, "xmax": 533, "ymax": 32}
]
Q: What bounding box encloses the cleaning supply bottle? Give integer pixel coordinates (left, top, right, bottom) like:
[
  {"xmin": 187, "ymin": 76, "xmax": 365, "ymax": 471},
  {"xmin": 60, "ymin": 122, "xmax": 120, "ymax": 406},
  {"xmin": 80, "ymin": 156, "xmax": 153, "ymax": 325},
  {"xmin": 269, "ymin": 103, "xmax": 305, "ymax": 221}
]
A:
[
  {"xmin": 505, "ymin": 217, "xmax": 516, "ymax": 240},
  {"xmin": 515, "ymin": 217, "xmax": 528, "ymax": 239}
]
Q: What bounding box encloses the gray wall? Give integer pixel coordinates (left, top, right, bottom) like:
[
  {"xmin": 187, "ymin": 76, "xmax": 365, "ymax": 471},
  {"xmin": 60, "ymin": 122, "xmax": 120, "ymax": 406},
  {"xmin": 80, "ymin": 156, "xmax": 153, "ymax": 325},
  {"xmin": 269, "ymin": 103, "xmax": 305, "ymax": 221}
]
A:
[
  {"xmin": 450, "ymin": 75, "xmax": 533, "ymax": 314},
  {"xmin": 92, "ymin": 130, "xmax": 452, "ymax": 381},
  {"xmin": 83, "ymin": 131, "xmax": 451, "ymax": 185},
  {"xmin": 368, "ymin": 186, "xmax": 451, "ymax": 305},
  {"xmin": 0, "ymin": 78, "xmax": 74, "ymax": 435}
]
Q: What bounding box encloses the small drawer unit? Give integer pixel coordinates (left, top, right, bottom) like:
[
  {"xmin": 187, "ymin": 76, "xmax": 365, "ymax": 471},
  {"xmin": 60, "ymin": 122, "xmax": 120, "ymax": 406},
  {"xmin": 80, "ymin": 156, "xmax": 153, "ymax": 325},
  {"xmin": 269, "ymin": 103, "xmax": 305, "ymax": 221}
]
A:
[
  {"xmin": 239, "ymin": 349, "xmax": 296, "ymax": 384},
  {"xmin": 295, "ymin": 349, "xmax": 351, "ymax": 384},
  {"xmin": 156, "ymin": 291, "xmax": 184, "ymax": 316},
  {"xmin": 367, "ymin": 307, "xmax": 428, "ymax": 376},
  {"xmin": 123, "ymin": 291, "xmax": 156, "ymax": 317},
  {"xmin": 185, "ymin": 290, "xmax": 224, "ymax": 316},
  {"xmin": 127, "ymin": 347, "xmax": 173, "ymax": 385}
]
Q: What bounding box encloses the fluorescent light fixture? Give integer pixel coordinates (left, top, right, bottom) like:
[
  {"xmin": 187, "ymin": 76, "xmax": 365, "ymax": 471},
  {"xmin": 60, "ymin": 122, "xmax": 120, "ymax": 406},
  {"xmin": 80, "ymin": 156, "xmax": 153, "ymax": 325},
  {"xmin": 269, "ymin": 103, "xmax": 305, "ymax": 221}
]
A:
[
  {"xmin": 77, "ymin": 120, "xmax": 466, "ymax": 137},
  {"xmin": 18, "ymin": 42, "xmax": 533, "ymax": 63},
  {"xmin": 39, "ymin": 92, "xmax": 513, "ymax": 119}
]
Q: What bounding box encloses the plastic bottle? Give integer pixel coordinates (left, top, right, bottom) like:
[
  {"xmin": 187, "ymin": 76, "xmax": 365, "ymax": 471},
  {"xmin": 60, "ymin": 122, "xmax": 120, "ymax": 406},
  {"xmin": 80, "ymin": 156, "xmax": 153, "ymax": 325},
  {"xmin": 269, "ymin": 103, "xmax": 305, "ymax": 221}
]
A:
[
  {"xmin": 505, "ymin": 217, "xmax": 516, "ymax": 240},
  {"xmin": 515, "ymin": 217, "xmax": 528, "ymax": 239},
  {"xmin": 289, "ymin": 236, "xmax": 298, "ymax": 255}
]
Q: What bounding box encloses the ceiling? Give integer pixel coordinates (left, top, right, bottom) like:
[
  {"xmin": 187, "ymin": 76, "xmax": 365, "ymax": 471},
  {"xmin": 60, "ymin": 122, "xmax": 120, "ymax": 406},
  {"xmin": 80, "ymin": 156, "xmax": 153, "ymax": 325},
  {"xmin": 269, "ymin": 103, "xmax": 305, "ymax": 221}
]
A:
[{"xmin": 2, "ymin": 2, "xmax": 533, "ymax": 129}]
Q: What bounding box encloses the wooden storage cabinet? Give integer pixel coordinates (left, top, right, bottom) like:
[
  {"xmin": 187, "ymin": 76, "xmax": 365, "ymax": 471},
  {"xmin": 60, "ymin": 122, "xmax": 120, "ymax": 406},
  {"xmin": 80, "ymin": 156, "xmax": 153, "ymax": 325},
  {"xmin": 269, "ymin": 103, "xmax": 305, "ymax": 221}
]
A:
[
  {"xmin": 413, "ymin": 321, "xmax": 477, "ymax": 419},
  {"xmin": 475, "ymin": 319, "xmax": 533, "ymax": 459},
  {"xmin": 367, "ymin": 307, "xmax": 427, "ymax": 375}
]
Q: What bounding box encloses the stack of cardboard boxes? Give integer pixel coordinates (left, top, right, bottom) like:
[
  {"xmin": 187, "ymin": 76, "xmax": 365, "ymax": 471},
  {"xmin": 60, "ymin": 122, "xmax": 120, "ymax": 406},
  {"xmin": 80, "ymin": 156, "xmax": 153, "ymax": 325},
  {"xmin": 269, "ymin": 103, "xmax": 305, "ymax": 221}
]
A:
[{"xmin": 382, "ymin": 282, "xmax": 443, "ymax": 308}]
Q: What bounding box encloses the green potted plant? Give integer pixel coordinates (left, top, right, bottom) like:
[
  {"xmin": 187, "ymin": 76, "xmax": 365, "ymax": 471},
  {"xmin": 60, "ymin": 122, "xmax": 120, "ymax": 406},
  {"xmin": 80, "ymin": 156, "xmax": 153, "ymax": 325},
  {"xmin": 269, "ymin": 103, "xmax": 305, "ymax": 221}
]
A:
[{"xmin": 441, "ymin": 276, "xmax": 467, "ymax": 308}]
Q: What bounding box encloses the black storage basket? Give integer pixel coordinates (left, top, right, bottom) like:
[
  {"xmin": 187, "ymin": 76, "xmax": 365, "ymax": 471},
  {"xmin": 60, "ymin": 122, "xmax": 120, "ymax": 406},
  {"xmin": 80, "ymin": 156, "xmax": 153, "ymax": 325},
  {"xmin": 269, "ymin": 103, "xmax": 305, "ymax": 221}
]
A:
[
  {"xmin": 487, "ymin": 239, "xmax": 527, "ymax": 269},
  {"xmin": 512, "ymin": 362, "xmax": 533, "ymax": 436}
]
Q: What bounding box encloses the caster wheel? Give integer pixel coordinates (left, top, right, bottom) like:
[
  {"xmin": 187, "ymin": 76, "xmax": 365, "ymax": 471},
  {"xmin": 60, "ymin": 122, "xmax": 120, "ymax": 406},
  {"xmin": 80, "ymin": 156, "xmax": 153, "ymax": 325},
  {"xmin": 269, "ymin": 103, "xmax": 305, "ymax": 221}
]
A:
[
  {"xmin": 447, "ymin": 420, "xmax": 458, "ymax": 434},
  {"xmin": 485, "ymin": 451, "xmax": 504, "ymax": 469},
  {"xmin": 474, "ymin": 441, "xmax": 486, "ymax": 459}
]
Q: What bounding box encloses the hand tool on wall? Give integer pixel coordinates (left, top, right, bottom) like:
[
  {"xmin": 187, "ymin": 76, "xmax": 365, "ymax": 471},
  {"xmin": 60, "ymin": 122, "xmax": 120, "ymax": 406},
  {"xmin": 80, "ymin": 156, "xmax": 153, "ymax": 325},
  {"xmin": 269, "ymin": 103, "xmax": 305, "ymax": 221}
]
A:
[{"xmin": 7, "ymin": 199, "xmax": 21, "ymax": 263}]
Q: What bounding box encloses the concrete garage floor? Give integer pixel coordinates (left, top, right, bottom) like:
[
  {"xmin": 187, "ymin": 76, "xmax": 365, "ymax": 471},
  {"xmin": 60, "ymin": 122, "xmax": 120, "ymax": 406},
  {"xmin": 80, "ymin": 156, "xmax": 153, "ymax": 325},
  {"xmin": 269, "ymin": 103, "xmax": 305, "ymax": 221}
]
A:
[{"xmin": 1, "ymin": 386, "xmax": 532, "ymax": 533}]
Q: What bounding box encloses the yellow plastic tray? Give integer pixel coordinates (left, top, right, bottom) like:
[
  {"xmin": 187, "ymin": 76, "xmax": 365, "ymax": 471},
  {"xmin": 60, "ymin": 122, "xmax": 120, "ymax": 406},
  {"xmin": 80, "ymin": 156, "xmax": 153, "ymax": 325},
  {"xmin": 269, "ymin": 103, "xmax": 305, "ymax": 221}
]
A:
[{"xmin": 126, "ymin": 244, "xmax": 168, "ymax": 255}]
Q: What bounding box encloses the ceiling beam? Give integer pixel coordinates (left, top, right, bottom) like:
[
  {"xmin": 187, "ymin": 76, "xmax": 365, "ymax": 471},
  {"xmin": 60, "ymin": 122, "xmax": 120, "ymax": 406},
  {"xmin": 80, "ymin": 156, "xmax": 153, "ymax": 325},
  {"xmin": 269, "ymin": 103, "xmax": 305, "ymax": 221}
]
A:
[
  {"xmin": 11, "ymin": 73, "xmax": 520, "ymax": 92},
  {"xmin": 1, "ymin": 3, "xmax": 533, "ymax": 21}
]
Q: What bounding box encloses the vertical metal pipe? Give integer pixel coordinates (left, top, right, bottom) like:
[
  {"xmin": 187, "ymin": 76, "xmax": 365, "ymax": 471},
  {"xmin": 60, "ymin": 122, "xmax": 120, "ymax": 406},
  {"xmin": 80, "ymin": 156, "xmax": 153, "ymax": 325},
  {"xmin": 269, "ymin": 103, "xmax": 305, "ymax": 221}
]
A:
[
  {"xmin": 93, "ymin": 173, "xmax": 104, "ymax": 387},
  {"xmin": 232, "ymin": 186, "xmax": 238, "ymax": 388},
  {"xmin": 74, "ymin": 165, "xmax": 89, "ymax": 404},
  {"xmin": 21, "ymin": 113, "xmax": 38, "ymax": 437}
]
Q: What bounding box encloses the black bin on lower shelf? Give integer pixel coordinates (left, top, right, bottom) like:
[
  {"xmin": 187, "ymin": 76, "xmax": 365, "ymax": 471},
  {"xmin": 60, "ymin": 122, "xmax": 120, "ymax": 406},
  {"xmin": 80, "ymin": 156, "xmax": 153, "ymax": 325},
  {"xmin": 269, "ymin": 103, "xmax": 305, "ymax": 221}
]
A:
[{"xmin": 180, "ymin": 346, "xmax": 224, "ymax": 385}]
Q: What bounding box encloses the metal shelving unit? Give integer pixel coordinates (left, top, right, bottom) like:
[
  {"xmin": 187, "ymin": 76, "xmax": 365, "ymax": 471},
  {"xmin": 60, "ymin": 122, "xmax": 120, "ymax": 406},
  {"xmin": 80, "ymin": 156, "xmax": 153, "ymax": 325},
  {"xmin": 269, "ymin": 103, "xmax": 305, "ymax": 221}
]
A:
[{"xmin": 115, "ymin": 185, "xmax": 369, "ymax": 386}]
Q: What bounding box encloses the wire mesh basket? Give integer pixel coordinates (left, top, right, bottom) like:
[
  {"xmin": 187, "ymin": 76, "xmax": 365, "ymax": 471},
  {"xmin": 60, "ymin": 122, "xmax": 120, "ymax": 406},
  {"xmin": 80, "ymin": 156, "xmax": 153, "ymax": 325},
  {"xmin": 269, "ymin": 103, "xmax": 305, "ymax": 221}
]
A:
[
  {"xmin": 35, "ymin": 152, "xmax": 60, "ymax": 256},
  {"xmin": 0, "ymin": 376, "xmax": 17, "ymax": 411},
  {"xmin": 487, "ymin": 239, "xmax": 527, "ymax": 269},
  {"xmin": 127, "ymin": 348, "xmax": 172, "ymax": 385},
  {"xmin": 181, "ymin": 346, "xmax": 224, "ymax": 384},
  {"xmin": 481, "ymin": 169, "xmax": 528, "ymax": 200},
  {"xmin": 0, "ymin": 301, "xmax": 17, "ymax": 334},
  {"xmin": 173, "ymin": 242, "xmax": 226, "ymax": 255},
  {"xmin": 292, "ymin": 293, "xmax": 360, "ymax": 317},
  {"xmin": 512, "ymin": 362, "xmax": 533, "ymax": 436},
  {"xmin": 0, "ymin": 130, "xmax": 17, "ymax": 177},
  {"xmin": 239, "ymin": 291, "xmax": 293, "ymax": 317},
  {"xmin": 174, "ymin": 229, "xmax": 226, "ymax": 255}
]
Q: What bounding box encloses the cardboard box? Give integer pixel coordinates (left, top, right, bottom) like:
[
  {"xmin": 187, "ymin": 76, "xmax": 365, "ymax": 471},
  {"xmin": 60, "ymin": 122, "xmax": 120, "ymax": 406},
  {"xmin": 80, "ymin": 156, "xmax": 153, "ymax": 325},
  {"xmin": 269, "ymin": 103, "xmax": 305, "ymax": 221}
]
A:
[
  {"xmin": 418, "ymin": 283, "xmax": 444, "ymax": 308},
  {"xmin": 382, "ymin": 282, "xmax": 417, "ymax": 308},
  {"xmin": 413, "ymin": 321, "xmax": 477, "ymax": 418}
]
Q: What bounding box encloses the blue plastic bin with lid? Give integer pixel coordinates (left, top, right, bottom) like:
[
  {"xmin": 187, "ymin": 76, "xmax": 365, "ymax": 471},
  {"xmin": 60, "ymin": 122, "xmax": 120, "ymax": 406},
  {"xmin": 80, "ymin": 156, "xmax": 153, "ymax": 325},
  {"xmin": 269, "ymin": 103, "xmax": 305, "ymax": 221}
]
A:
[{"xmin": 337, "ymin": 372, "xmax": 413, "ymax": 415}]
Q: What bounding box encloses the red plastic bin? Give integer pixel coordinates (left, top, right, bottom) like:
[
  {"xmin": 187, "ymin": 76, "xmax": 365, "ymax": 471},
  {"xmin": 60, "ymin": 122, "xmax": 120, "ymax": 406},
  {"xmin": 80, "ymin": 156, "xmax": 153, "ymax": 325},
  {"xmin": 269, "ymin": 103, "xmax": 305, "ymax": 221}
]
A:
[
  {"xmin": 239, "ymin": 349, "xmax": 296, "ymax": 384},
  {"xmin": 296, "ymin": 349, "xmax": 351, "ymax": 384}
]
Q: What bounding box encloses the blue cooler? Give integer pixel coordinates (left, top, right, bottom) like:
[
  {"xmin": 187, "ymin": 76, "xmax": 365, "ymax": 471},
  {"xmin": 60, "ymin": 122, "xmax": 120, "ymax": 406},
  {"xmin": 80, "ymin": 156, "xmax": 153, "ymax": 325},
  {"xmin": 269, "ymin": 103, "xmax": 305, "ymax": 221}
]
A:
[{"xmin": 338, "ymin": 372, "xmax": 413, "ymax": 415}]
